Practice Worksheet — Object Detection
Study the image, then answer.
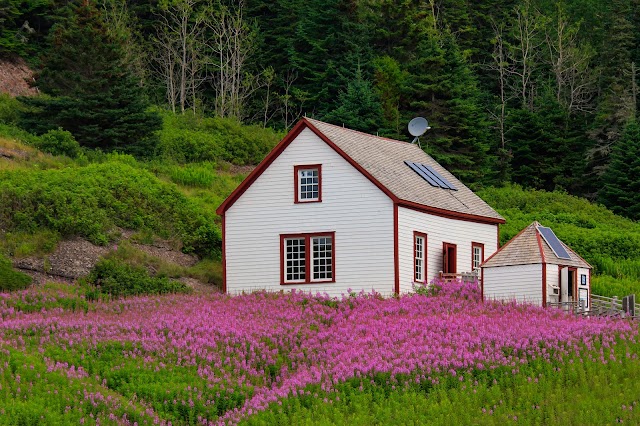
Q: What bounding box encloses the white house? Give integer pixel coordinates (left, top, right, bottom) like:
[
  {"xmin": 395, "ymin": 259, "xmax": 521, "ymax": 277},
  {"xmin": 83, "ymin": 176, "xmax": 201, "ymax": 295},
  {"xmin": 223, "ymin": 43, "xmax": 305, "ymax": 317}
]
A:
[
  {"xmin": 481, "ymin": 221, "xmax": 592, "ymax": 308},
  {"xmin": 216, "ymin": 118, "xmax": 505, "ymax": 296}
]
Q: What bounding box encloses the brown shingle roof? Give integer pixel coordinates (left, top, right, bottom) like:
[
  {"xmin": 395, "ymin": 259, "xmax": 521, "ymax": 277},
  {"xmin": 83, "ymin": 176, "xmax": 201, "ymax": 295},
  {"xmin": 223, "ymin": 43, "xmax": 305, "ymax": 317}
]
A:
[
  {"xmin": 481, "ymin": 222, "xmax": 591, "ymax": 268},
  {"xmin": 305, "ymin": 119, "xmax": 504, "ymax": 222}
]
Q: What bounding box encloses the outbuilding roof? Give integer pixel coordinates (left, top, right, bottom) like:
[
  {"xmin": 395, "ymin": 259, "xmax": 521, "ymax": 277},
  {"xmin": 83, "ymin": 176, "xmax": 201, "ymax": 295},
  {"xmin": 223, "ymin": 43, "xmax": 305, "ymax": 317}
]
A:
[
  {"xmin": 217, "ymin": 118, "xmax": 504, "ymax": 224},
  {"xmin": 481, "ymin": 222, "xmax": 591, "ymax": 269}
]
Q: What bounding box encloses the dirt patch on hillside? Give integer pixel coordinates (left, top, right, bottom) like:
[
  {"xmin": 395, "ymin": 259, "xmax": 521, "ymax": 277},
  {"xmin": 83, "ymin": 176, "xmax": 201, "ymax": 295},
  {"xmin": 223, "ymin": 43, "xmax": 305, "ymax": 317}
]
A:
[
  {"xmin": 13, "ymin": 233, "xmax": 202, "ymax": 287},
  {"xmin": 0, "ymin": 57, "xmax": 38, "ymax": 97},
  {"xmin": 132, "ymin": 242, "xmax": 198, "ymax": 268},
  {"xmin": 14, "ymin": 237, "xmax": 112, "ymax": 283}
]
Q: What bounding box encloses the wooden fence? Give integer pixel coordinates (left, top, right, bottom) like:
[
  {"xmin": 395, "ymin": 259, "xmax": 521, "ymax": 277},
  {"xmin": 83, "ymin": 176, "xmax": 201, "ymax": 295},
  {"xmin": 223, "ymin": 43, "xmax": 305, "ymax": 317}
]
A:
[{"xmin": 548, "ymin": 294, "xmax": 640, "ymax": 319}]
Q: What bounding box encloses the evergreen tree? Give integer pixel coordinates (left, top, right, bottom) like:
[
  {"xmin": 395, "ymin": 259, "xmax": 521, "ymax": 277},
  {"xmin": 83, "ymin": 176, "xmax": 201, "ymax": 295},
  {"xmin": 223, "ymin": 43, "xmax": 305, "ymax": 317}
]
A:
[
  {"xmin": 599, "ymin": 121, "xmax": 640, "ymax": 220},
  {"xmin": 19, "ymin": 1, "xmax": 161, "ymax": 153},
  {"xmin": 323, "ymin": 67, "xmax": 384, "ymax": 133},
  {"xmin": 406, "ymin": 30, "xmax": 493, "ymax": 185}
]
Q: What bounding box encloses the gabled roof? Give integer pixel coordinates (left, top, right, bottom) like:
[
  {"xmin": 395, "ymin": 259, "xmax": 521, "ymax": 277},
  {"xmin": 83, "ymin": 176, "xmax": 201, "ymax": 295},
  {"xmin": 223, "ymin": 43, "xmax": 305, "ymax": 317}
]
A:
[
  {"xmin": 217, "ymin": 118, "xmax": 504, "ymax": 224},
  {"xmin": 481, "ymin": 222, "xmax": 591, "ymax": 269}
]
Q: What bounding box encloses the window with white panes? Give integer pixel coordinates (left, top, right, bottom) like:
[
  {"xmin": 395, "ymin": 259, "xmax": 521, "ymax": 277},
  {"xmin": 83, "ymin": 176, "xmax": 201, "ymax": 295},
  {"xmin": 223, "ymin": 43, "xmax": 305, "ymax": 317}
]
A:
[
  {"xmin": 414, "ymin": 233, "xmax": 427, "ymax": 282},
  {"xmin": 285, "ymin": 238, "xmax": 306, "ymax": 282},
  {"xmin": 299, "ymin": 169, "xmax": 319, "ymax": 200},
  {"xmin": 312, "ymin": 236, "xmax": 333, "ymax": 281},
  {"xmin": 295, "ymin": 165, "xmax": 321, "ymax": 203},
  {"xmin": 281, "ymin": 232, "xmax": 334, "ymax": 284},
  {"xmin": 472, "ymin": 243, "xmax": 484, "ymax": 271}
]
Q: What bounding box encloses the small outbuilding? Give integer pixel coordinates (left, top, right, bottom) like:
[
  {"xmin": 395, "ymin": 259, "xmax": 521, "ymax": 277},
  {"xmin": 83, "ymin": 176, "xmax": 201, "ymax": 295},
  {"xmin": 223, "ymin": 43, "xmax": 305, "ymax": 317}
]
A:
[{"xmin": 481, "ymin": 221, "xmax": 591, "ymax": 308}]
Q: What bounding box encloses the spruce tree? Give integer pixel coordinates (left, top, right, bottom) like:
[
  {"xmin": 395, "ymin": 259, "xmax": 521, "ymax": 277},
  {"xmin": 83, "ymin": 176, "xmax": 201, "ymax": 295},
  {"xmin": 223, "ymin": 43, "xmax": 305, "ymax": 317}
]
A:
[
  {"xmin": 599, "ymin": 121, "xmax": 640, "ymax": 220},
  {"xmin": 406, "ymin": 30, "xmax": 492, "ymax": 186},
  {"xmin": 323, "ymin": 67, "xmax": 384, "ymax": 134},
  {"xmin": 19, "ymin": 1, "xmax": 161, "ymax": 153}
]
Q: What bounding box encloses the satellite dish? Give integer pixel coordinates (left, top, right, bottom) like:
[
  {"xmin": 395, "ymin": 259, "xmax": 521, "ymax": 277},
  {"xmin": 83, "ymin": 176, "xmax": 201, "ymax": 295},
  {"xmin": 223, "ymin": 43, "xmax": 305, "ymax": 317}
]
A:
[
  {"xmin": 408, "ymin": 117, "xmax": 431, "ymax": 147},
  {"xmin": 408, "ymin": 117, "xmax": 430, "ymax": 137}
]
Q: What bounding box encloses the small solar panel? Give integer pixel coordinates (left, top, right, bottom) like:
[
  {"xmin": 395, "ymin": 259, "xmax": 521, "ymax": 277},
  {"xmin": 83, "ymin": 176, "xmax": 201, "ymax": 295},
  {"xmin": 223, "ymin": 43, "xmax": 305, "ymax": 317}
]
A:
[
  {"xmin": 537, "ymin": 226, "xmax": 572, "ymax": 260},
  {"xmin": 405, "ymin": 161, "xmax": 457, "ymax": 190},
  {"xmin": 405, "ymin": 161, "xmax": 440, "ymax": 187},
  {"xmin": 423, "ymin": 165, "xmax": 457, "ymax": 190}
]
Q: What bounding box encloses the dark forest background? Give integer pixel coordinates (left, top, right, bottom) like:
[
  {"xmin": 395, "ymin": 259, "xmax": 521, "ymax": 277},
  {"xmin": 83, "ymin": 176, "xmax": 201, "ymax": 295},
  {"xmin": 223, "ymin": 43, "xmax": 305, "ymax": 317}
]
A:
[{"xmin": 2, "ymin": 0, "xmax": 639, "ymax": 218}]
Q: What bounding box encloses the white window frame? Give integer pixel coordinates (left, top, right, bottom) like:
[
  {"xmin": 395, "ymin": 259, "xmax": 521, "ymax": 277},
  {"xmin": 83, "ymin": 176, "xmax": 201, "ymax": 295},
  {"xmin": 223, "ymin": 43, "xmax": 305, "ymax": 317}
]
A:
[
  {"xmin": 472, "ymin": 242, "xmax": 484, "ymax": 271},
  {"xmin": 281, "ymin": 232, "xmax": 335, "ymax": 284},
  {"xmin": 414, "ymin": 232, "xmax": 427, "ymax": 283},
  {"xmin": 294, "ymin": 165, "xmax": 321, "ymax": 203}
]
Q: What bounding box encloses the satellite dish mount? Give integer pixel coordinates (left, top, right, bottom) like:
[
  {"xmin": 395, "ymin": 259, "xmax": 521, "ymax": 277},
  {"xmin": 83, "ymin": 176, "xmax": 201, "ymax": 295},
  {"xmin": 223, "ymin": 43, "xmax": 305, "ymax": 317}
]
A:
[{"xmin": 408, "ymin": 117, "xmax": 431, "ymax": 148}]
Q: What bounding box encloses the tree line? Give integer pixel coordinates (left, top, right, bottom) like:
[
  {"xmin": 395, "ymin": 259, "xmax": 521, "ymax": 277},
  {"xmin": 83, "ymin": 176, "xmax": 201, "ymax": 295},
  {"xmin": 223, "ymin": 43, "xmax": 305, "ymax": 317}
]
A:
[{"xmin": 1, "ymin": 0, "xmax": 639, "ymax": 219}]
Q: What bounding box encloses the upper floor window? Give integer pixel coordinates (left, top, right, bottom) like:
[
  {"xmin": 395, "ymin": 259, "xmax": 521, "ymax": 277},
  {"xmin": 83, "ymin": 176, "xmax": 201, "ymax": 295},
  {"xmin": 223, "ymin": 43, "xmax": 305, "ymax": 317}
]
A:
[
  {"xmin": 294, "ymin": 165, "xmax": 322, "ymax": 203},
  {"xmin": 472, "ymin": 242, "xmax": 484, "ymax": 271}
]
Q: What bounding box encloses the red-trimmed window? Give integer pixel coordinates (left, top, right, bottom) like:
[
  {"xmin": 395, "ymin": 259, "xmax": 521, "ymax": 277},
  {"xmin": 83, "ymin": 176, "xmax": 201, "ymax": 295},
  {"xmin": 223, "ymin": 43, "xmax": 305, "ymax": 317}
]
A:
[
  {"xmin": 281, "ymin": 232, "xmax": 335, "ymax": 284},
  {"xmin": 472, "ymin": 242, "xmax": 484, "ymax": 271},
  {"xmin": 414, "ymin": 232, "xmax": 427, "ymax": 282},
  {"xmin": 294, "ymin": 165, "xmax": 322, "ymax": 203}
]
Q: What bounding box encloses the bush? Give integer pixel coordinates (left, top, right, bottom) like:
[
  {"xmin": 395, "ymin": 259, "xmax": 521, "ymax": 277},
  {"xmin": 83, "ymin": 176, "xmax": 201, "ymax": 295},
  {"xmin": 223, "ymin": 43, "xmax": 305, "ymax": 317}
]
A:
[
  {"xmin": 157, "ymin": 110, "xmax": 281, "ymax": 165},
  {"xmin": 34, "ymin": 128, "xmax": 81, "ymax": 158},
  {"xmin": 0, "ymin": 94, "xmax": 22, "ymax": 124},
  {"xmin": 0, "ymin": 161, "xmax": 220, "ymax": 256},
  {"xmin": 82, "ymin": 258, "xmax": 190, "ymax": 298},
  {"xmin": 0, "ymin": 255, "xmax": 31, "ymax": 291}
]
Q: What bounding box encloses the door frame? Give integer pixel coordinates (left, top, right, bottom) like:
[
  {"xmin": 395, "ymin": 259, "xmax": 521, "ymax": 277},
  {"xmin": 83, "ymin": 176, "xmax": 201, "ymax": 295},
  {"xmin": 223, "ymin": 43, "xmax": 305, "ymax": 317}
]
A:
[{"xmin": 443, "ymin": 242, "xmax": 457, "ymax": 274}]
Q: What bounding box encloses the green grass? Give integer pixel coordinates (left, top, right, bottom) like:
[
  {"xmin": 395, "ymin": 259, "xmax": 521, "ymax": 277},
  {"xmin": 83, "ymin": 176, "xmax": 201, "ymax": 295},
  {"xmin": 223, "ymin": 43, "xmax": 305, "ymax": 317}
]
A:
[{"xmin": 0, "ymin": 254, "xmax": 31, "ymax": 291}]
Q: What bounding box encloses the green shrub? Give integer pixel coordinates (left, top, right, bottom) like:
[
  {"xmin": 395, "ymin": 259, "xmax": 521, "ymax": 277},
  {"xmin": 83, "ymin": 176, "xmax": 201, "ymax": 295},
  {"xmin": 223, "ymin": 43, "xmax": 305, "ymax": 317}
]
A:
[
  {"xmin": 478, "ymin": 184, "xmax": 640, "ymax": 266},
  {"xmin": 0, "ymin": 94, "xmax": 22, "ymax": 124},
  {"xmin": 591, "ymin": 275, "xmax": 640, "ymax": 298},
  {"xmin": 82, "ymin": 258, "xmax": 190, "ymax": 298},
  {"xmin": 157, "ymin": 110, "xmax": 281, "ymax": 165},
  {"xmin": 0, "ymin": 255, "xmax": 31, "ymax": 291},
  {"xmin": 34, "ymin": 128, "xmax": 81, "ymax": 158},
  {"xmin": 167, "ymin": 162, "xmax": 218, "ymax": 187},
  {"xmin": 0, "ymin": 161, "xmax": 220, "ymax": 256}
]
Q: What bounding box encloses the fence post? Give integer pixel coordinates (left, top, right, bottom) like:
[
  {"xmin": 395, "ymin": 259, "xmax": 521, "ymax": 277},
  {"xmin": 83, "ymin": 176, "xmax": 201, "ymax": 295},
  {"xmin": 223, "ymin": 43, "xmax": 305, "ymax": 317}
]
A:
[{"xmin": 623, "ymin": 294, "xmax": 636, "ymax": 317}]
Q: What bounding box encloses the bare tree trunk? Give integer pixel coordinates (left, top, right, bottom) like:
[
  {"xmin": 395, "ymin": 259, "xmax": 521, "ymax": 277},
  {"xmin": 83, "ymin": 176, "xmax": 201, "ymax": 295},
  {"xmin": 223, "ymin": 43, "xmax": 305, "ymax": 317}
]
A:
[
  {"xmin": 206, "ymin": 0, "xmax": 261, "ymax": 121},
  {"xmin": 508, "ymin": 0, "xmax": 543, "ymax": 110},
  {"xmin": 153, "ymin": 0, "xmax": 205, "ymax": 114},
  {"xmin": 545, "ymin": 3, "xmax": 595, "ymax": 114}
]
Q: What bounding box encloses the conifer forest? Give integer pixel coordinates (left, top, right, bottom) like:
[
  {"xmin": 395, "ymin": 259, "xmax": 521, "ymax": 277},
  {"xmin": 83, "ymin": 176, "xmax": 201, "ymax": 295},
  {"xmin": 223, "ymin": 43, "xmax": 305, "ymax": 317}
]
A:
[{"xmin": 1, "ymin": 0, "xmax": 639, "ymax": 215}]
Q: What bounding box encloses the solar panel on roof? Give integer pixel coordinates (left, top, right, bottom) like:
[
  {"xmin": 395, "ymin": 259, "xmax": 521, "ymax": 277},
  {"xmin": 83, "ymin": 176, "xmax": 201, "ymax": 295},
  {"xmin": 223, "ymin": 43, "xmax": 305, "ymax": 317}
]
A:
[
  {"xmin": 405, "ymin": 161, "xmax": 440, "ymax": 187},
  {"xmin": 404, "ymin": 161, "xmax": 457, "ymax": 190},
  {"xmin": 422, "ymin": 165, "xmax": 457, "ymax": 190},
  {"xmin": 537, "ymin": 226, "xmax": 572, "ymax": 260}
]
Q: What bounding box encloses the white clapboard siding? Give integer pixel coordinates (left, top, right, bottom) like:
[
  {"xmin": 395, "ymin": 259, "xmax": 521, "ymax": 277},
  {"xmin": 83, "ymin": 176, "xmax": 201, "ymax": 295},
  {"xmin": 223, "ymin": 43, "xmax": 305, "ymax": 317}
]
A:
[
  {"xmin": 483, "ymin": 264, "xmax": 543, "ymax": 306},
  {"xmin": 397, "ymin": 207, "xmax": 498, "ymax": 293},
  {"xmin": 577, "ymin": 267, "xmax": 590, "ymax": 308},
  {"xmin": 546, "ymin": 263, "xmax": 559, "ymax": 304},
  {"xmin": 226, "ymin": 127, "xmax": 395, "ymax": 296}
]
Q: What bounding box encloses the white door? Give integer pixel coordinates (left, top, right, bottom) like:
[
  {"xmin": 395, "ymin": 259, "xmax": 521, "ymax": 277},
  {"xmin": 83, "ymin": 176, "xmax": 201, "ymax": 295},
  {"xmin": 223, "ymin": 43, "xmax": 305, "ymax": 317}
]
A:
[{"xmin": 560, "ymin": 267, "xmax": 569, "ymax": 303}]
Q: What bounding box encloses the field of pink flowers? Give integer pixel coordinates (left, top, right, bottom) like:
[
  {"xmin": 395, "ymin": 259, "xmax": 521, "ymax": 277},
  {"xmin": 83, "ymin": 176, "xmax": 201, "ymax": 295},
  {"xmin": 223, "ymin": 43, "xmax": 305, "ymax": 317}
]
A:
[{"xmin": 0, "ymin": 281, "xmax": 638, "ymax": 425}]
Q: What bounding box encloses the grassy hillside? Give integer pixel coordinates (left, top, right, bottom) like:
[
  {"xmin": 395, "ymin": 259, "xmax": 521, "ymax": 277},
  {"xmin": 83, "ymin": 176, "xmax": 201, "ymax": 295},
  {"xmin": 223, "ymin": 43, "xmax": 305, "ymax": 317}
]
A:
[
  {"xmin": 0, "ymin": 108, "xmax": 281, "ymax": 288},
  {"xmin": 479, "ymin": 185, "xmax": 640, "ymax": 298}
]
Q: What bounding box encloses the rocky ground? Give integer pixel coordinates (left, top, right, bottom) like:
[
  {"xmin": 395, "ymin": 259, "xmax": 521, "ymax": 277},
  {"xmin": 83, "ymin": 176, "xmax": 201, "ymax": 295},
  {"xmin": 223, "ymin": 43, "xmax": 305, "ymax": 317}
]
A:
[
  {"xmin": 0, "ymin": 56, "xmax": 38, "ymax": 97},
  {"xmin": 12, "ymin": 233, "xmax": 211, "ymax": 291}
]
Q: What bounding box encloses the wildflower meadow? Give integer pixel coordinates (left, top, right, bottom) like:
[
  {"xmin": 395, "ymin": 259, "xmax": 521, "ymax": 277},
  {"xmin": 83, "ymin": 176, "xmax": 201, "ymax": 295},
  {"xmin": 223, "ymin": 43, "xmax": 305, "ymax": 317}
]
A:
[{"xmin": 0, "ymin": 281, "xmax": 639, "ymax": 425}]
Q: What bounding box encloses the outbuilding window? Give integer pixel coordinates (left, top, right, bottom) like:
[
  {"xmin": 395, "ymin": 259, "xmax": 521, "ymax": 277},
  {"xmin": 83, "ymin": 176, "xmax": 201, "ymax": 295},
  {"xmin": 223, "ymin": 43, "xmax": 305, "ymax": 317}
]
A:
[
  {"xmin": 294, "ymin": 165, "xmax": 322, "ymax": 203},
  {"xmin": 281, "ymin": 232, "xmax": 334, "ymax": 284}
]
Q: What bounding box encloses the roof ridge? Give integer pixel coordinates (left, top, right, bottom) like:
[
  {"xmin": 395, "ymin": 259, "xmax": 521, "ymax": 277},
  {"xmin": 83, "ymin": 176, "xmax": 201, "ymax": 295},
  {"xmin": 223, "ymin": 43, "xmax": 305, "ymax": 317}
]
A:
[
  {"xmin": 480, "ymin": 222, "xmax": 537, "ymax": 267},
  {"xmin": 304, "ymin": 117, "xmax": 415, "ymax": 146}
]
